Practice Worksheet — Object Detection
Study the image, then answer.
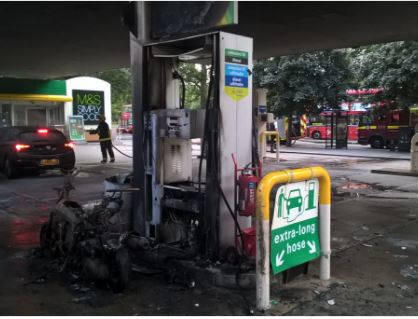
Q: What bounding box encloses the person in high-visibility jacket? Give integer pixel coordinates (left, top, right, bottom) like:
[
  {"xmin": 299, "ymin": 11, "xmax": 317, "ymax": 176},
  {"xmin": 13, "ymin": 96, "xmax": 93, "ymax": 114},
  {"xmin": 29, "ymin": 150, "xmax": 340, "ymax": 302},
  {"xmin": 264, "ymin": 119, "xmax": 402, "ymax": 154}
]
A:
[{"xmin": 91, "ymin": 115, "xmax": 115, "ymax": 164}]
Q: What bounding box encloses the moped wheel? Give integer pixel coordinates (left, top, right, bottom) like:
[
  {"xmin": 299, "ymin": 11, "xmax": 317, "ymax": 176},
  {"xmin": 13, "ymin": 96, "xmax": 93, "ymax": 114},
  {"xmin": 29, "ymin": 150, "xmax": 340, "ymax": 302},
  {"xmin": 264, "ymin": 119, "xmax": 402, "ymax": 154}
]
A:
[
  {"xmin": 109, "ymin": 247, "xmax": 131, "ymax": 292},
  {"xmin": 39, "ymin": 223, "xmax": 50, "ymax": 250}
]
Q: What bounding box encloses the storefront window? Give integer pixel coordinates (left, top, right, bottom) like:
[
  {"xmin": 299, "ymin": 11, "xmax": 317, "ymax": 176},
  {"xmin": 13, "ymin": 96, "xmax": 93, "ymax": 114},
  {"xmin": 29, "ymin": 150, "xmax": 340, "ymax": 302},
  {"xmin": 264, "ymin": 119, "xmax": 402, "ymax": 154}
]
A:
[
  {"xmin": 13, "ymin": 105, "xmax": 26, "ymax": 126},
  {"xmin": 48, "ymin": 106, "xmax": 64, "ymax": 126},
  {"xmin": 0, "ymin": 104, "xmax": 12, "ymax": 127},
  {"xmin": 7, "ymin": 101, "xmax": 65, "ymax": 127}
]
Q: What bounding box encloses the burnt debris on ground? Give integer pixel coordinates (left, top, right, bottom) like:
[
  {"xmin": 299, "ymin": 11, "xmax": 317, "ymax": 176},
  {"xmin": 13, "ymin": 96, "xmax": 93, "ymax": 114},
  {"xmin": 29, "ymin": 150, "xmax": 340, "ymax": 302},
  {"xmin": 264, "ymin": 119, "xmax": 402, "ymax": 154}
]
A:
[{"xmin": 34, "ymin": 172, "xmax": 258, "ymax": 310}]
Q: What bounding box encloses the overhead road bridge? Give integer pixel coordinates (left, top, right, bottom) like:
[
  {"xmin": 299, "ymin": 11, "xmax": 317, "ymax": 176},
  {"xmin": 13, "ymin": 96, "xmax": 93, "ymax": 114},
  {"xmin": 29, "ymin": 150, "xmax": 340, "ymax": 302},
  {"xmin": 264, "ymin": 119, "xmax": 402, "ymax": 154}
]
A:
[{"xmin": 1, "ymin": 2, "xmax": 418, "ymax": 78}]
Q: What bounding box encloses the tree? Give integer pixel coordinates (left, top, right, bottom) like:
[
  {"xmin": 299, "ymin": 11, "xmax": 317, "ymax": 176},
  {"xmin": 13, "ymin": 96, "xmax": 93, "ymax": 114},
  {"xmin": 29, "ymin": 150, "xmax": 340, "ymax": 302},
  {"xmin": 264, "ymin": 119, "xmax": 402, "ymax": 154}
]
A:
[
  {"xmin": 93, "ymin": 68, "xmax": 132, "ymax": 122},
  {"xmin": 354, "ymin": 41, "xmax": 418, "ymax": 108},
  {"xmin": 254, "ymin": 50, "xmax": 351, "ymax": 145},
  {"xmin": 178, "ymin": 63, "xmax": 209, "ymax": 109}
]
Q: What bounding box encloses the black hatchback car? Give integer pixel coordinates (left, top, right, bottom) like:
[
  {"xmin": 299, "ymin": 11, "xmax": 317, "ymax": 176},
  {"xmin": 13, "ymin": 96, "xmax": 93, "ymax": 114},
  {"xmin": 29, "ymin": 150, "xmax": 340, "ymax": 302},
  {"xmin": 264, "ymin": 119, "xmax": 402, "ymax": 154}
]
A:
[{"xmin": 0, "ymin": 126, "xmax": 75, "ymax": 178}]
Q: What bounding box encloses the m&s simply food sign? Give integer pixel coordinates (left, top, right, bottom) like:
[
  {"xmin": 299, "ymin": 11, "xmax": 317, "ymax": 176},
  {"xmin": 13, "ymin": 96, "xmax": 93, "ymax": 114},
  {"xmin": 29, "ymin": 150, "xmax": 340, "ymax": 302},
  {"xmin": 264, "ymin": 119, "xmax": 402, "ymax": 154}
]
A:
[{"xmin": 72, "ymin": 90, "xmax": 104, "ymax": 125}]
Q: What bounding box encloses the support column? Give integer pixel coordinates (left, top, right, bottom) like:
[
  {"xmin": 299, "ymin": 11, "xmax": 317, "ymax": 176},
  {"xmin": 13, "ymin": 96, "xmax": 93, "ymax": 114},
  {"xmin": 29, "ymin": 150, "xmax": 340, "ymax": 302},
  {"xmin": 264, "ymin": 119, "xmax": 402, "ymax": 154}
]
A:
[{"xmin": 130, "ymin": 2, "xmax": 147, "ymax": 234}]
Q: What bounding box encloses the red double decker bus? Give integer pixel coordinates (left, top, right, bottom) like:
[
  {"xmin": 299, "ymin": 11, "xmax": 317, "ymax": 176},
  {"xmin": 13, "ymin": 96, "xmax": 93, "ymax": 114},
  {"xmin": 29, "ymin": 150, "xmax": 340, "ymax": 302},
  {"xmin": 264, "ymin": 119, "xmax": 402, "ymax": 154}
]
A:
[
  {"xmin": 307, "ymin": 89, "xmax": 382, "ymax": 141},
  {"xmin": 307, "ymin": 110, "xmax": 365, "ymax": 141}
]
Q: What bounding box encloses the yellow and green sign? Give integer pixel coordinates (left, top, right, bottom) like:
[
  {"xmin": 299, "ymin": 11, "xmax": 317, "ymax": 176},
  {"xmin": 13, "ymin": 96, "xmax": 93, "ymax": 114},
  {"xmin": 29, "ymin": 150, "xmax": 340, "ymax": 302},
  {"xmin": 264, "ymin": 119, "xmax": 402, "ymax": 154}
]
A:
[
  {"xmin": 224, "ymin": 49, "xmax": 249, "ymax": 101},
  {"xmin": 271, "ymin": 179, "xmax": 321, "ymax": 274},
  {"xmin": 217, "ymin": 1, "xmax": 238, "ymax": 26}
]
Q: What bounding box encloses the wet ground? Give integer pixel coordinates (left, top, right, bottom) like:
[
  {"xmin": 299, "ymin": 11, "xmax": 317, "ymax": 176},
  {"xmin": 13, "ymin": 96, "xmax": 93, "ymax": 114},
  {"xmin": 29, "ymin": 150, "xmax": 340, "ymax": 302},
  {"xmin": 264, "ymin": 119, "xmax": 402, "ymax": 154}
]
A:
[
  {"xmin": 265, "ymin": 150, "xmax": 418, "ymax": 316},
  {"xmin": 0, "ymin": 162, "xmax": 255, "ymax": 316},
  {"xmin": 0, "ymin": 142, "xmax": 417, "ymax": 315}
]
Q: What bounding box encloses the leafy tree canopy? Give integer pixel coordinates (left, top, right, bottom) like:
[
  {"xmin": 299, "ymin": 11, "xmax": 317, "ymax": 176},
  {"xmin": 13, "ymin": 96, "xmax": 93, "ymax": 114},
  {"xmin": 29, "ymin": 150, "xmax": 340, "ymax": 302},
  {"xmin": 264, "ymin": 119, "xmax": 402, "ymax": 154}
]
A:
[
  {"xmin": 90, "ymin": 41, "xmax": 418, "ymax": 123},
  {"xmin": 178, "ymin": 63, "xmax": 210, "ymax": 109},
  {"xmin": 93, "ymin": 68, "xmax": 132, "ymax": 122},
  {"xmin": 353, "ymin": 41, "xmax": 418, "ymax": 108},
  {"xmin": 254, "ymin": 50, "xmax": 352, "ymax": 117}
]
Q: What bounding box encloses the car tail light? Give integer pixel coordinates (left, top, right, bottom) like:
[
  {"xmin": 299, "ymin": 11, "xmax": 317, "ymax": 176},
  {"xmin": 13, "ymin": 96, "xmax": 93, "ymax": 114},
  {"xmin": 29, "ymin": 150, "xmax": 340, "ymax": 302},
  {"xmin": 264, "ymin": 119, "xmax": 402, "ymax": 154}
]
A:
[
  {"xmin": 65, "ymin": 142, "xmax": 74, "ymax": 149},
  {"xmin": 15, "ymin": 144, "xmax": 30, "ymax": 151},
  {"xmin": 37, "ymin": 128, "xmax": 48, "ymax": 135}
]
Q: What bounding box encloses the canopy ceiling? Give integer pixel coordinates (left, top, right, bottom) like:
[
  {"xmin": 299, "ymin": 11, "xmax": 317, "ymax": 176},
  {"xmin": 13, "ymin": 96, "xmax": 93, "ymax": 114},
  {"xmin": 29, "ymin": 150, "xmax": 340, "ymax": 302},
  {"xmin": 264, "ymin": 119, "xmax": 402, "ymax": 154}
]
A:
[{"xmin": 1, "ymin": 2, "xmax": 418, "ymax": 78}]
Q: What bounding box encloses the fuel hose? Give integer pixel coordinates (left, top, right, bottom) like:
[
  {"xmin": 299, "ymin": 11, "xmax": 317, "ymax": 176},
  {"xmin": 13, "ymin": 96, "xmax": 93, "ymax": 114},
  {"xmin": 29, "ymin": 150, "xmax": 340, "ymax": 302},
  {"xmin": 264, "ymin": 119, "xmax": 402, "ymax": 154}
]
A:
[{"xmin": 112, "ymin": 143, "xmax": 133, "ymax": 158}]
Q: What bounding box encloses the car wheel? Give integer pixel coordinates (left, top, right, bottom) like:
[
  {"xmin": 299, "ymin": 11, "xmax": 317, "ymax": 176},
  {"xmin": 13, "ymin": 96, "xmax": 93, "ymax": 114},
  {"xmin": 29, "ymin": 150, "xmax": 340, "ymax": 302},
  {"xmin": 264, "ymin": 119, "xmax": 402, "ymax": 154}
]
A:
[
  {"xmin": 312, "ymin": 131, "xmax": 322, "ymax": 139},
  {"xmin": 370, "ymin": 137, "xmax": 384, "ymax": 149},
  {"xmin": 4, "ymin": 158, "xmax": 18, "ymax": 179},
  {"xmin": 60, "ymin": 168, "xmax": 73, "ymax": 175},
  {"xmin": 28, "ymin": 169, "xmax": 40, "ymax": 176}
]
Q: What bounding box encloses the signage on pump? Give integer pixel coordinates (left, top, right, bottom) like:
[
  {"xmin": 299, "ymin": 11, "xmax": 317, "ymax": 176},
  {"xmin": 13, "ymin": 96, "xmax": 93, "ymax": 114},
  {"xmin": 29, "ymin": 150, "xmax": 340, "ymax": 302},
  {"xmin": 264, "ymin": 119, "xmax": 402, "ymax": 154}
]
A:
[{"xmin": 224, "ymin": 49, "xmax": 249, "ymax": 101}]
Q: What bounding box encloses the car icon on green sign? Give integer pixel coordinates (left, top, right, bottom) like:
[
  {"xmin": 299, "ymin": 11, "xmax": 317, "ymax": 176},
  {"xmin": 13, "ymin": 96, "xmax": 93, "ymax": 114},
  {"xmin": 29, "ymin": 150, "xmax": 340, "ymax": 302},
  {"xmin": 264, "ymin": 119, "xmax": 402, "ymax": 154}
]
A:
[{"xmin": 286, "ymin": 189, "xmax": 303, "ymax": 220}]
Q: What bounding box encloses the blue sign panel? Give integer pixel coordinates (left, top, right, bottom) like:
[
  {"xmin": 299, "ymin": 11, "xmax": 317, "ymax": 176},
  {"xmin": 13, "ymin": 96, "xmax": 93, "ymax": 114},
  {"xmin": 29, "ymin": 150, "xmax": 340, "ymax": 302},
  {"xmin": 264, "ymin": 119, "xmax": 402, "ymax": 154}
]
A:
[
  {"xmin": 259, "ymin": 105, "xmax": 267, "ymax": 114},
  {"xmin": 225, "ymin": 64, "xmax": 248, "ymax": 77},
  {"xmin": 225, "ymin": 75, "xmax": 248, "ymax": 88}
]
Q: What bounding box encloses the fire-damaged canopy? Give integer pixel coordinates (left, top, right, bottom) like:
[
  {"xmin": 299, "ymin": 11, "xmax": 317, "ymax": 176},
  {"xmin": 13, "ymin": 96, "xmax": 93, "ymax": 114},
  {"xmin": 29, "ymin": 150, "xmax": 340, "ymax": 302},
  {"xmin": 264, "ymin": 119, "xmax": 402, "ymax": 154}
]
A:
[{"xmin": 1, "ymin": 2, "xmax": 418, "ymax": 78}]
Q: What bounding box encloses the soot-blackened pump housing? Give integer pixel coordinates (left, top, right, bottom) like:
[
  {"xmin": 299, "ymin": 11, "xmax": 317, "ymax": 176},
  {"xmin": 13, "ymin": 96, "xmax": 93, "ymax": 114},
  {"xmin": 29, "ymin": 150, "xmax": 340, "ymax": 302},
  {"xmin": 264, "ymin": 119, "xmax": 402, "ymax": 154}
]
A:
[{"xmin": 130, "ymin": 31, "xmax": 254, "ymax": 279}]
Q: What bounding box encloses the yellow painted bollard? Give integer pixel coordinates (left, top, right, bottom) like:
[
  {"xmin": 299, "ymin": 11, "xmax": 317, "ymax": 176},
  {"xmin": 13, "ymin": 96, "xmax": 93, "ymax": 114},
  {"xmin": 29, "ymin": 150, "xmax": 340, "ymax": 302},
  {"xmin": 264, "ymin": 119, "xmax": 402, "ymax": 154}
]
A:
[
  {"xmin": 300, "ymin": 114, "xmax": 307, "ymax": 137},
  {"xmin": 259, "ymin": 131, "xmax": 280, "ymax": 163}
]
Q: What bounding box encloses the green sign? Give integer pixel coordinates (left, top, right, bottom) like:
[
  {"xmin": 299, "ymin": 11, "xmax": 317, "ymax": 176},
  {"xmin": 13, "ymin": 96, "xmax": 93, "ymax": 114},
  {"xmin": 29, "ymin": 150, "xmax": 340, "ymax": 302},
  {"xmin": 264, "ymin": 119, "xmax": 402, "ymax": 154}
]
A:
[
  {"xmin": 68, "ymin": 116, "xmax": 85, "ymax": 141},
  {"xmin": 225, "ymin": 49, "xmax": 248, "ymax": 65},
  {"xmin": 0, "ymin": 78, "xmax": 66, "ymax": 95},
  {"xmin": 271, "ymin": 179, "xmax": 320, "ymax": 274}
]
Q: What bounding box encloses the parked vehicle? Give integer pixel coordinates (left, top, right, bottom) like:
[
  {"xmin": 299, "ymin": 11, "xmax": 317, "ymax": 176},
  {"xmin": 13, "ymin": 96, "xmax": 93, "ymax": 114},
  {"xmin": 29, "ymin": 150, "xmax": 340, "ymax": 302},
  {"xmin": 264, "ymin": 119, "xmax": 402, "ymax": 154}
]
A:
[
  {"xmin": 0, "ymin": 126, "xmax": 75, "ymax": 178},
  {"xmin": 307, "ymin": 88, "xmax": 384, "ymax": 141},
  {"xmin": 358, "ymin": 107, "xmax": 418, "ymax": 149},
  {"xmin": 117, "ymin": 105, "xmax": 133, "ymax": 134},
  {"xmin": 276, "ymin": 115, "xmax": 308, "ymax": 145},
  {"xmin": 307, "ymin": 110, "xmax": 365, "ymax": 141},
  {"xmin": 116, "ymin": 123, "xmax": 133, "ymax": 134}
]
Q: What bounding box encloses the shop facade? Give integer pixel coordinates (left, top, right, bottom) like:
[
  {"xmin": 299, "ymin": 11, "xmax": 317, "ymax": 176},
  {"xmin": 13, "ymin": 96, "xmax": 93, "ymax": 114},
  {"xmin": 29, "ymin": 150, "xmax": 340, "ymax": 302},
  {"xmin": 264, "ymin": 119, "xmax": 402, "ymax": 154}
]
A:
[
  {"xmin": 0, "ymin": 78, "xmax": 70, "ymax": 129},
  {"xmin": 0, "ymin": 76, "xmax": 111, "ymax": 140}
]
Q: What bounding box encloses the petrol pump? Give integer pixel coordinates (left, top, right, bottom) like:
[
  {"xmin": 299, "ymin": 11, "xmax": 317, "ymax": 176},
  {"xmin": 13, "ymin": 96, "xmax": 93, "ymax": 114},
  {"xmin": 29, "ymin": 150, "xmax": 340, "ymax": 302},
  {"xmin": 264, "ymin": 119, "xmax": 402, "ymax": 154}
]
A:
[{"xmin": 129, "ymin": 29, "xmax": 256, "ymax": 270}]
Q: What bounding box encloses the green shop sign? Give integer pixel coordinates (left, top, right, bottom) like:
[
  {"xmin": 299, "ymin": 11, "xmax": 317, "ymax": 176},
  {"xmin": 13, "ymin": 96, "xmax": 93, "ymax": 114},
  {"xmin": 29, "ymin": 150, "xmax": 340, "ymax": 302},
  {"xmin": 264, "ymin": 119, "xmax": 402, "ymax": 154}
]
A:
[
  {"xmin": 0, "ymin": 78, "xmax": 67, "ymax": 95},
  {"xmin": 271, "ymin": 179, "xmax": 320, "ymax": 274},
  {"xmin": 72, "ymin": 90, "xmax": 104, "ymax": 125},
  {"xmin": 68, "ymin": 116, "xmax": 85, "ymax": 141}
]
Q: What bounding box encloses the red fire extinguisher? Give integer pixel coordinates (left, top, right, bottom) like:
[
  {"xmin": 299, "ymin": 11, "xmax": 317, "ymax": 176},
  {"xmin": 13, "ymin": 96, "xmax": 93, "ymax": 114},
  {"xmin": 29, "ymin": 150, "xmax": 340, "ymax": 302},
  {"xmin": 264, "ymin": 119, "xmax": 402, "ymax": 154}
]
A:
[
  {"xmin": 231, "ymin": 154, "xmax": 262, "ymax": 257},
  {"xmin": 232, "ymin": 154, "xmax": 262, "ymax": 217},
  {"xmin": 238, "ymin": 169, "xmax": 259, "ymax": 216}
]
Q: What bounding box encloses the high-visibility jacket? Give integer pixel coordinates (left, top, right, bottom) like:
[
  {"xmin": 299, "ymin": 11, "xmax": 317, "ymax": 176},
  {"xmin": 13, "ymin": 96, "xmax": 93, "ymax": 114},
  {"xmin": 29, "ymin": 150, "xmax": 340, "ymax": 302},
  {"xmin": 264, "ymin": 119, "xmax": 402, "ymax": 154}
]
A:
[{"xmin": 92, "ymin": 121, "xmax": 111, "ymax": 142}]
